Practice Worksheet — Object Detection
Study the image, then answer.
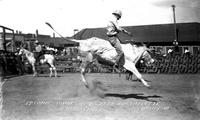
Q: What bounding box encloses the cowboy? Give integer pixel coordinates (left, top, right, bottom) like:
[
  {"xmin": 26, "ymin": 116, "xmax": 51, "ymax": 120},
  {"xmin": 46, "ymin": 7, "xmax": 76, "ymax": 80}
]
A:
[
  {"xmin": 34, "ymin": 40, "xmax": 43, "ymax": 64},
  {"xmin": 106, "ymin": 10, "xmax": 131, "ymax": 69}
]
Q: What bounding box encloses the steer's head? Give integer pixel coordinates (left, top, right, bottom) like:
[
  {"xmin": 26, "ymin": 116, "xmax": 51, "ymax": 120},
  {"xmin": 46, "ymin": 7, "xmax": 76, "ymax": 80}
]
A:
[
  {"xmin": 141, "ymin": 48, "xmax": 155, "ymax": 66},
  {"xmin": 18, "ymin": 48, "xmax": 25, "ymax": 56}
]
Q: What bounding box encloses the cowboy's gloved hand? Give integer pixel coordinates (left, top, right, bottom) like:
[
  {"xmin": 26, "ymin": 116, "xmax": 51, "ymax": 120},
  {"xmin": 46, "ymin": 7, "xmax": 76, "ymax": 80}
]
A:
[
  {"xmin": 122, "ymin": 29, "xmax": 128, "ymax": 33},
  {"xmin": 127, "ymin": 32, "xmax": 133, "ymax": 37}
]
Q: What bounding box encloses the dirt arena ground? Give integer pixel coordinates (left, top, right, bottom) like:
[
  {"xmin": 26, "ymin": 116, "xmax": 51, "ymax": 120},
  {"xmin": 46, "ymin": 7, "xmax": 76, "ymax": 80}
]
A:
[{"xmin": 2, "ymin": 73, "xmax": 200, "ymax": 120}]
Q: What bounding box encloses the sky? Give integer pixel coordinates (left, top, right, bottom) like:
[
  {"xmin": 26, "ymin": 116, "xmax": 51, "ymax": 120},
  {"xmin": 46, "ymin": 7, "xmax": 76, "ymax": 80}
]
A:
[{"xmin": 0, "ymin": 0, "xmax": 200, "ymax": 37}]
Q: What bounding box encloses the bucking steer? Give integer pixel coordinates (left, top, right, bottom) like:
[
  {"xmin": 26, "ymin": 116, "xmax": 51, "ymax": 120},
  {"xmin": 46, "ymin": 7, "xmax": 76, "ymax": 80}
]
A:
[{"xmin": 70, "ymin": 37, "xmax": 154, "ymax": 88}]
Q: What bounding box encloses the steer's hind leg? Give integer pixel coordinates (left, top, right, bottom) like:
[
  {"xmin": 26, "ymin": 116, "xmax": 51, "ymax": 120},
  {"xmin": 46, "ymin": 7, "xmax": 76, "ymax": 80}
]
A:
[
  {"xmin": 124, "ymin": 60, "xmax": 150, "ymax": 87},
  {"xmin": 80, "ymin": 52, "xmax": 93, "ymax": 88}
]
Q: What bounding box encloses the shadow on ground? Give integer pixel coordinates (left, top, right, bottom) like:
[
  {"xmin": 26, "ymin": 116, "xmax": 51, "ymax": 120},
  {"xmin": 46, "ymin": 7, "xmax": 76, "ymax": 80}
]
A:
[{"xmin": 105, "ymin": 93, "xmax": 162, "ymax": 102}]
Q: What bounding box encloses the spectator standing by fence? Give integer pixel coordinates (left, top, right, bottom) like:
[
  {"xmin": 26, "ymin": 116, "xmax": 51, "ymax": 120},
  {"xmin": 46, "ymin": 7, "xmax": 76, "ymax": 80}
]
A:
[
  {"xmin": 15, "ymin": 48, "xmax": 25, "ymax": 75},
  {"xmin": 173, "ymin": 39, "xmax": 179, "ymax": 54}
]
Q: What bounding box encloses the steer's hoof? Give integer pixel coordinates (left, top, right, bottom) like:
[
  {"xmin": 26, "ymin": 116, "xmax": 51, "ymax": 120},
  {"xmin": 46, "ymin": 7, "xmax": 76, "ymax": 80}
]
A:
[
  {"xmin": 146, "ymin": 84, "xmax": 152, "ymax": 89},
  {"xmin": 144, "ymin": 82, "xmax": 150, "ymax": 88},
  {"xmin": 84, "ymin": 82, "xmax": 89, "ymax": 88},
  {"xmin": 85, "ymin": 84, "xmax": 89, "ymax": 88}
]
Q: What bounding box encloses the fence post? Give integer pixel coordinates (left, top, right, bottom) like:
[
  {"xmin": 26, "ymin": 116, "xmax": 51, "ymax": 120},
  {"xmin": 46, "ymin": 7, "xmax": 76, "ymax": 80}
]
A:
[{"xmin": 0, "ymin": 59, "xmax": 4, "ymax": 119}]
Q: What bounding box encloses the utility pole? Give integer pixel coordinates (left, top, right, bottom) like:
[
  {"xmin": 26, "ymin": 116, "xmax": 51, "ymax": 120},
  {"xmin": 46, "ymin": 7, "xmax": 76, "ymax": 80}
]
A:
[{"xmin": 172, "ymin": 5, "xmax": 178, "ymax": 45}]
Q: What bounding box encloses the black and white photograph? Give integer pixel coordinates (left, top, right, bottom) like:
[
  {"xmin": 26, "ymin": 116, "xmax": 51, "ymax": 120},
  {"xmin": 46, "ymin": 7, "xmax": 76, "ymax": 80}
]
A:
[{"xmin": 0, "ymin": 0, "xmax": 200, "ymax": 120}]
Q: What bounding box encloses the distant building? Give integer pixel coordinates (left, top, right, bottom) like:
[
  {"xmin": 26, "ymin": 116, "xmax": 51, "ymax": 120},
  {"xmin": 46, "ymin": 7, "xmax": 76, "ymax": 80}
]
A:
[{"xmin": 73, "ymin": 22, "xmax": 200, "ymax": 55}]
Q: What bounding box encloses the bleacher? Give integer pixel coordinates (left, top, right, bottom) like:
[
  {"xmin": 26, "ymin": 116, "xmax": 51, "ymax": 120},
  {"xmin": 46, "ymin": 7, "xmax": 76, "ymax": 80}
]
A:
[
  {"xmin": 55, "ymin": 55, "xmax": 81, "ymax": 73},
  {"xmin": 37, "ymin": 53, "xmax": 200, "ymax": 74},
  {"xmin": 137, "ymin": 53, "xmax": 200, "ymax": 74}
]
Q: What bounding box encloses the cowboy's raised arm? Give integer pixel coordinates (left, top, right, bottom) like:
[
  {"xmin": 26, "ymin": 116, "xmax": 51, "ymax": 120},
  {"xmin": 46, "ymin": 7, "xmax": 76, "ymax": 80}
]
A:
[
  {"xmin": 117, "ymin": 26, "xmax": 132, "ymax": 36},
  {"xmin": 114, "ymin": 22, "xmax": 132, "ymax": 36}
]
